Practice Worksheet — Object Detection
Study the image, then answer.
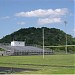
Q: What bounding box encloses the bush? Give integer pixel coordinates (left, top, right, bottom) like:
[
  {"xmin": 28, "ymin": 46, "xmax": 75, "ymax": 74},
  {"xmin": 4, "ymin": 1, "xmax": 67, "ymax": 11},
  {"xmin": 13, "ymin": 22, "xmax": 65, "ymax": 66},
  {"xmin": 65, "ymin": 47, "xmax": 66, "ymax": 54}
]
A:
[{"xmin": 0, "ymin": 48, "xmax": 5, "ymax": 51}]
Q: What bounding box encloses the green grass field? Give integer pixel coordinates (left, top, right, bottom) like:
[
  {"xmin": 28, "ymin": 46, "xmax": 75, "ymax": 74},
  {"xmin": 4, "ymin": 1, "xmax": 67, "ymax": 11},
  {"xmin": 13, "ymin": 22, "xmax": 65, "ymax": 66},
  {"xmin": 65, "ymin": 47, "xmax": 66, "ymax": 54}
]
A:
[{"xmin": 0, "ymin": 54, "xmax": 75, "ymax": 74}]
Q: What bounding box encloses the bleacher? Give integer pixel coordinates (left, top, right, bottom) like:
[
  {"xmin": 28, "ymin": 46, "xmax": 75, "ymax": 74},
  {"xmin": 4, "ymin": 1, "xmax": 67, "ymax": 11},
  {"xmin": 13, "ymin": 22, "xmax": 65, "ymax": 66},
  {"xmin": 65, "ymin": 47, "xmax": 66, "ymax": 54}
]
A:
[
  {"xmin": 6, "ymin": 46, "xmax": 53, "ymax": 55},
  {"xmin": 0, "ymin": 43, "xmax": 53, "ymax": 56}
]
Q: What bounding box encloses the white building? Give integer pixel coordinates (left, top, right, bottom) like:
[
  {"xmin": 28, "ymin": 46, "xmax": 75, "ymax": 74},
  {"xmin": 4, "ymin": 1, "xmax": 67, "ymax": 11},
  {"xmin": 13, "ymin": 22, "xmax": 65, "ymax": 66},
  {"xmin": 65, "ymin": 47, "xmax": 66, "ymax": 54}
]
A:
[{"xmin": 11, "ymin": 41, "xmax": 25, "ymax": 46}]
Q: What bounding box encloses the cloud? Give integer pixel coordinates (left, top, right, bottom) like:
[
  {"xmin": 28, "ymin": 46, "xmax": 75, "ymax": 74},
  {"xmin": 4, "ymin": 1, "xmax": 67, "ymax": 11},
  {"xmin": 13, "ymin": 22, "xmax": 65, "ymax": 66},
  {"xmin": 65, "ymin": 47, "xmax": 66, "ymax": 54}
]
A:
[
  {"xmin": 38, "ymin": 18, "xmax": 62, "ymax": 25},
  {"xmin": 15, "ymin": 8, "xmax": 69, "ymax": 25},
  {"xmin": 15, "ymin": 8, "xmax": 68, "ymax": 17},
  {"xmin": 17, "ymin": 22, "xmax": 26, "ymax": 25},
  {"xmin": 0, "ymin": 16, "xmax": 10, "ymax": 19}
]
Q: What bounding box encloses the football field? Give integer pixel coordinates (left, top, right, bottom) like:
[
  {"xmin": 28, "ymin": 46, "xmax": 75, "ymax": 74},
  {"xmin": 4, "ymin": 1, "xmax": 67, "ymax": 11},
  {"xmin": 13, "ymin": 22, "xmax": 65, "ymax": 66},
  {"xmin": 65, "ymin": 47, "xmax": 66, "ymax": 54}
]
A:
[{"xmin": 0, "ymin": 54, "xmax": 75, "ymax": 74}]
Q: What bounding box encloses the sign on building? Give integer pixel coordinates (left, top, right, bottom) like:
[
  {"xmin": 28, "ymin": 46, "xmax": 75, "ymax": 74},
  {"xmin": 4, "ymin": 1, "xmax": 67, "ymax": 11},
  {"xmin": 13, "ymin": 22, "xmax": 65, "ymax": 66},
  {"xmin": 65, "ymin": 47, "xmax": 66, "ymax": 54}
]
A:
[{"xmin": 11, "ymin": 41, "xmax": 25, "ymax": 46}]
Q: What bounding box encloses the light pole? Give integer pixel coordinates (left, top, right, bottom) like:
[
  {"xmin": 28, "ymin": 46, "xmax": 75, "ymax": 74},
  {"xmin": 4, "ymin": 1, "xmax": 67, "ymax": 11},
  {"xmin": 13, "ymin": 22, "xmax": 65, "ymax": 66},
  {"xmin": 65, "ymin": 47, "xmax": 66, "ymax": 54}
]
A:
[
  {"xmin": 43, "ymin": 27, "xmax": 45, "ymax": 59},
  {"xmin": 64, "ymin": 21, "xmax": 67, "ymax": 54}
]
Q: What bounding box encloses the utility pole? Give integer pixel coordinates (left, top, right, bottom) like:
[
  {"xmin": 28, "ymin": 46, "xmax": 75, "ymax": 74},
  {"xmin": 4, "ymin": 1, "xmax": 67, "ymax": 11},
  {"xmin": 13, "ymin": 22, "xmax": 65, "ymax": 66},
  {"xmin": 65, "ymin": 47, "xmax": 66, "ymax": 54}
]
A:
[
  {"xmin": 43, "ymin": 28, "xmax": 45, "ymax": 59},
  {"xmin": 64, "ymin": 21, "xmax": 68, "ymax": 54}
]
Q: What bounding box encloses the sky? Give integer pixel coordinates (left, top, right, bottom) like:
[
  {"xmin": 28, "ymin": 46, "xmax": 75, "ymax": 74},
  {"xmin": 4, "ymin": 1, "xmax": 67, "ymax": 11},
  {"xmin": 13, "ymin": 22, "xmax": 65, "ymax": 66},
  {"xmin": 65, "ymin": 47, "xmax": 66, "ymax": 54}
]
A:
[{"xmin": 0, "ymin": 0, "xmax": 74, "ymax": 39}]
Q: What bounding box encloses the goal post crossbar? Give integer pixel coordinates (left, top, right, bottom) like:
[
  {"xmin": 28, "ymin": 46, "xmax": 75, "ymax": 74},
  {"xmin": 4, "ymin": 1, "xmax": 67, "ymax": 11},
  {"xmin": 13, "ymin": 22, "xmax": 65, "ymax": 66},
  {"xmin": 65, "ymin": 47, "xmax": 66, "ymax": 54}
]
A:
[{"xmin": 44, "ymin": 45, "xmax": 75, "ymax": 48}]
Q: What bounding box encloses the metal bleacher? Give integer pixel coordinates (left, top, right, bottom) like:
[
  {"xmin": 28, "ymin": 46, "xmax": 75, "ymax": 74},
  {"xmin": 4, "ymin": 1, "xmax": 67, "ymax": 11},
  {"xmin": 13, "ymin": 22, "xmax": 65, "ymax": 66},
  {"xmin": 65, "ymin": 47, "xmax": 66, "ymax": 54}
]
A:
[
  {"xmin": 7, "ymin": 46, "xmax": 53, "ymax": 55},
  {"xmin": 0, "ymin": 43, "xmax": 53, "ymax": 56}
]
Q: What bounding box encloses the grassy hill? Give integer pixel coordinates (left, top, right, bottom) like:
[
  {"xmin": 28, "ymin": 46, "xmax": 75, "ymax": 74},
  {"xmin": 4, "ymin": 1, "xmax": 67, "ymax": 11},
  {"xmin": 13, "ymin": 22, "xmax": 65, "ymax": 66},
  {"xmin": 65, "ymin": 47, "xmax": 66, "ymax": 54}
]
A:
[{"xmin": 0, "ymin": 27, "xmax": 74, "ymax": 45}]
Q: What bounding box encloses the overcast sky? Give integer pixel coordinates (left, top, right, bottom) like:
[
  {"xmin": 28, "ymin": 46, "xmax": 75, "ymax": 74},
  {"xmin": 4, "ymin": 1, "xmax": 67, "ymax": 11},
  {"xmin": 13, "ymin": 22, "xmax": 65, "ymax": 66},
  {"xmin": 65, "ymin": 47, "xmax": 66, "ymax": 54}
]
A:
[{"xmin": 0, "ymin": 0, "xmax": 74, "ymax": 39}]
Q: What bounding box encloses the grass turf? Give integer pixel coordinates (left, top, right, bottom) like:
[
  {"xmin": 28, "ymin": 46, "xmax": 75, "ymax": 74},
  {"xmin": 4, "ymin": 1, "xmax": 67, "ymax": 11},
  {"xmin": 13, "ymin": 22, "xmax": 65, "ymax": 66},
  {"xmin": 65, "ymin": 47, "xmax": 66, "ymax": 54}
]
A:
[{"xmin": 0, "ymin": 54, "xmax": 75, "ymax": 74}]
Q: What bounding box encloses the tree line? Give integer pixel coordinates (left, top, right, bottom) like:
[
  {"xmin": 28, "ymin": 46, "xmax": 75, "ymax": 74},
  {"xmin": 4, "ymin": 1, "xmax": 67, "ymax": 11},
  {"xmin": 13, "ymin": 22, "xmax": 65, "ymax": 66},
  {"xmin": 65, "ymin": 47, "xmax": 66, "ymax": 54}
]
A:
[{"xmin": 0, "ymin": 27, "xmax": 75, "ymax": 52}]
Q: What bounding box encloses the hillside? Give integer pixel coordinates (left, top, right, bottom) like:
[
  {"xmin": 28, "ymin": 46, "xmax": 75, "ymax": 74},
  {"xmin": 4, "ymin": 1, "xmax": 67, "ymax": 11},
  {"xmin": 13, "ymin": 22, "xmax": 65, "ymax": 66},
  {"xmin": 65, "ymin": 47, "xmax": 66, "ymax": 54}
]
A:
[
  {"xmin": 0, "ymin": 27, "xmax": 75, "ymax": 52},
  {"xmin": 0, "ymin": 27, "xmax": 74, "ymax": 46}
]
